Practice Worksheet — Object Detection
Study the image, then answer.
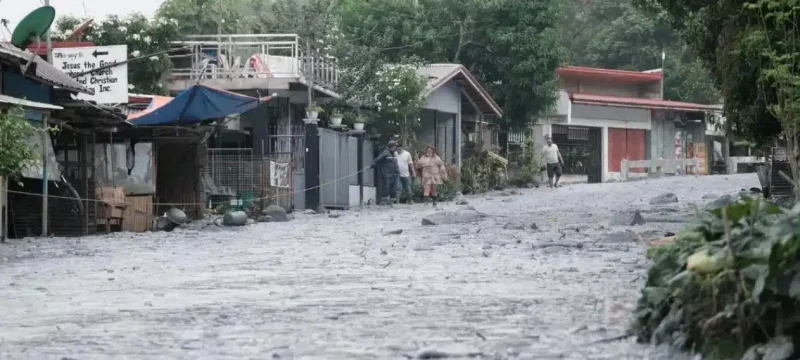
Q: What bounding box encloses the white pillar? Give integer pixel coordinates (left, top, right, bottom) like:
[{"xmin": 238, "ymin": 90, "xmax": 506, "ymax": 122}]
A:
[
  {"xmin": 567, "ymin": 99, "xmax": 572, "ymax": 124},
  {"xmin": 456, "ymin": 89, "xmax": 462, "ymax": 171},
  {"xmin": 601, "ymin": 126, "xmax": 609, "ymax": 182}
]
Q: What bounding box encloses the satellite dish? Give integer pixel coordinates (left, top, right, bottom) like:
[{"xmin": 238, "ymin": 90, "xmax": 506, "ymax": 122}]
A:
[{"xmin": 11, "ymin": 6, "xmax": 56, "ymax": 49}]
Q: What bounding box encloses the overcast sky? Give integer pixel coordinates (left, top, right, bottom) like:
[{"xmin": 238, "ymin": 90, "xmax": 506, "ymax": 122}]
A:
[{"xmin": 1, "ymin": 0, "xmax": 164, "ymax": 39}]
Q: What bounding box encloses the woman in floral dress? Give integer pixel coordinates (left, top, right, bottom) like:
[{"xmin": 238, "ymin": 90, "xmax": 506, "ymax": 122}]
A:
[{"xmin": 416, "ymin": 145, "xmax": 448, "ymax": 206}]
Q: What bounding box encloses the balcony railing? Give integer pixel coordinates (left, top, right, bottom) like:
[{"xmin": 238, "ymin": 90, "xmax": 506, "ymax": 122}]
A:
[{"xmin": 168, "ymin": 34, "xmax": 340, "ymax": 90}]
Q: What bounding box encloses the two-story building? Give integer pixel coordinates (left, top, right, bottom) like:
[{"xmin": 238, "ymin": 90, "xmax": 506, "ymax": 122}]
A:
[{"xmin": 535, "ymin": 66, "xmax": 721, "ymax": 183}]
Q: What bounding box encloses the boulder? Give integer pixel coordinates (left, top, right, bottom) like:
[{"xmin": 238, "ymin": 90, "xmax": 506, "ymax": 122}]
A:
[
  {"xmin": 706, "ymin": 195, "xmax": 734, "ymax": 210},
  {"xmin": 702, "ymin": 193, "xmax": 718, "ymax": 200},
  {"xmin": 222, "ymin": 211, "xmax": 249, "ymax": 226},
  {"xmin": 455, "ymin": 199, "xmax": 469, "ymax": 206},
  {"xmin": 262, "ymin": 205, "xmax": 289, "ymax": 222},
  {"xmin": 257, "ymin": 215, "xmax": 273, "ymax": 223},
  {"xmin": 602, "ymin": 230, "xmax": 641, "ymax": 243},
  {"xmin": 649, "ymin": 193, "xmax": 679, "ymax": 205},
  {"xmin": 421, "ymin": 209, "xmax": 484, "ymax": 226},
  {"xmin": 503, "ymin": 221, "xmax": 539, "ymax": 231},
  {"xmin": 610, "ymin": 210, "xmax": 646, "ymax": 226}
]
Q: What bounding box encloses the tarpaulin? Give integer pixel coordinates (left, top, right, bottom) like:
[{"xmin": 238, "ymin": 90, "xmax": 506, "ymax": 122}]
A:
[{"xmin": 128, "ymin": 85, "xmax": 271, "ymax": 125}]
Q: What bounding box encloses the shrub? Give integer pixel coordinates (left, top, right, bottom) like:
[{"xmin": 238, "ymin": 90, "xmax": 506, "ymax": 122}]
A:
[
  {"xmin": 633, "ymin": 197, "xmax": 800, "ymax": 360},
  {"xmin": 404, "ymin": 180, "xmax": 460, "ymax": 202}
]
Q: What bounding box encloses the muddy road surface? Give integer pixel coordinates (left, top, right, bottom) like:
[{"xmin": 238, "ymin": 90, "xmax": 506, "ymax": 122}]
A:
[{"xmin": 0, "ymin": 174, "xmax": 759, "ymax": 359}]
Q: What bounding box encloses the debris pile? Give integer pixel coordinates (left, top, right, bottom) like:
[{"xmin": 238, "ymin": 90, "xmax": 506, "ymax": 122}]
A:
[{"xmin": 633, "ymin": 197, "xmax": 800, "ymax": 360}]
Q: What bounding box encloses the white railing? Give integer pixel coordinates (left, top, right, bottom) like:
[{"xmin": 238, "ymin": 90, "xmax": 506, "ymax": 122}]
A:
[
  {"xmin": 620, "ymin": 158, "xmax": 700, "ymax": 182},
  {"xmin": 169, "ymin": 34, "xmax": 340, "ymax": 89}
]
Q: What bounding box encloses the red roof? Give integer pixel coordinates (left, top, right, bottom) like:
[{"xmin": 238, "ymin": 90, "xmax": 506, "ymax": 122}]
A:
[
  {"xmin": 571, "ymin": 93, "xmax": 721, "ymax": 112},
  {"xmin": 27, "ymin": 41, "xmax": 95, "ymax": 56},
  {"xmin": 557, "ymin": 66, "xmax": 662, "ymax": 84}
]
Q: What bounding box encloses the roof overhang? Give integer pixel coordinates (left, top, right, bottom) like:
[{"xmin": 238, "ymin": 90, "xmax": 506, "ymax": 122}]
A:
[
  {"xmin": 570, "ymin": 93, "xmax": 721, "ymax": 112},
  {"xmin": 0, "ymin": 94, "xmax": 63, "ymax": 110},
  {"xmin": 557, "ymin": 66, "xmax": 662, "ymax": 85},
  {"xmin": 420, "ymin": 64, "xmax": 503, "ymax": 118}
]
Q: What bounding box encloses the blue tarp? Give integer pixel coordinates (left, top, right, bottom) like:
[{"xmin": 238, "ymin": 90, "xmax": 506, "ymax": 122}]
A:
[{"xmin": 130, "ymin": 85, "xmax": 271, "ymax": 126}]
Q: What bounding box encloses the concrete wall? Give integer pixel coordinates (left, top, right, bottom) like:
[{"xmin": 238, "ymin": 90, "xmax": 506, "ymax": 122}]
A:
[
  {"xmin": 571, "ymin": 104, "xmax": 650, "ymax": 129},
  {"xmin": 560, "ymin": 78, "xmax": 661, "ymax": 100},
  {"xmin": 424, "ymin": 81, "xmax": 460, "ymax": 113}
]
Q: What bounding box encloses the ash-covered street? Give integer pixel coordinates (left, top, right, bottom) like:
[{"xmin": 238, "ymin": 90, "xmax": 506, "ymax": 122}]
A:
[{"xmin": 0, "ymin": 174, "xmax": 759, "ymax": 359}]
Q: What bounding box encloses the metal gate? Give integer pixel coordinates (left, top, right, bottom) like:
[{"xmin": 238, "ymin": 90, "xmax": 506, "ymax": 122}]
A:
[
  {"xmin": 552, "ymin": 125, "xmax": 602, "ymax": 183},
  {"xmin": 319, "ymin": 128, "xmax": 352, "ymax": 209},
  {"xmin": 205, "ymin": 148, "xmax": 256, "ymax": 209}
]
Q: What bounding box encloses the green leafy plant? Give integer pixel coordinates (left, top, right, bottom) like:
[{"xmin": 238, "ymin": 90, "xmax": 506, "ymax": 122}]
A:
[
  {"xmin": 373, "ymin": 62, "xmax": 427, "ymax": 144},
  {"xmin": 0, "ymin": 107, "xmax": 38, "ymax": 180},
  {"xmin": 409, "ymin": 180, "xmax": 460, "ymax": 203},
  {"xmin": 460, "ymin": 149, "xmax": 507, "ymax": 193},
  {"xmin": 518, "ymin": 136, "xmax": 544, "ymax": 185},
  {"xmin": 633, "ymin": 197, "xmax": 800, "ymax": 359}
]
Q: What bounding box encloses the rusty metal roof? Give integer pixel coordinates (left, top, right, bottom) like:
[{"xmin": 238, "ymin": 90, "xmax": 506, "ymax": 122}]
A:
[
  {"xmin": 571, "ymin": 93, "xmax": 722, "ymax": 112},
  {"xmin": 0, "ymin": 43, "xmax": 93, "ymax": 95}
]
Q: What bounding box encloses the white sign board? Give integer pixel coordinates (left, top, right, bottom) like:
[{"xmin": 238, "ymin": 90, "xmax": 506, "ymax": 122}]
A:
[{"xmin": 52, "ymin": 45, "xmax": 128, "ymax": 104}]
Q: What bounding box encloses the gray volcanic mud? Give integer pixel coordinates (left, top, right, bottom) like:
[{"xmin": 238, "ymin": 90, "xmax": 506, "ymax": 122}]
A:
[{"xmin": 0, "ymin": 174, "xmax": 758, "ymax": 359}]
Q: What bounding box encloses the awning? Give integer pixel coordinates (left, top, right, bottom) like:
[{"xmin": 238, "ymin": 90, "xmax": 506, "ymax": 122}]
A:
[
  {"xmin": 0, "ymin": 94, "xmax": 63, "ymax": 110},
  {"xmin": 128, "ymin": 85, "xmax": 272, "ymax": 126},
  {"xmin": 570, "ymin": 93, "xmax": 722, "ymax": 112}
]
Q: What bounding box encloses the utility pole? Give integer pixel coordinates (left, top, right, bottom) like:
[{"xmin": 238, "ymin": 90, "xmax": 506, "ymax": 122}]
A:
[
  {"xmin": 42, "ymin": 0, "xmax": 52, "ymax": 237},
  {"xmin": 303, "ymin": 38, "xmax": 320, "ymax": 211}
]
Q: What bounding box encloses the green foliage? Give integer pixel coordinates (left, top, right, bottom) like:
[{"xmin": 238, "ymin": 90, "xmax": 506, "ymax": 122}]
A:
[
  {"xmin": 634, "ymin": 0, "xmax": 783, "ymax": 146},
  {"xmin": 408, "ymin": 180, "xmax": 460, "ymax": 202},
  {"xmin": 633, "ymin": 197, "xmax": 800, "ymax": 359},
  {"xmin": 518, "ymin": 137, "xmax": 544, "ymax": 185},
  {"xmin": 564, "ymin": 0, "xmax": 720, "ymax": 105},
  {"xmin": 54, "ymin": 14, "xmax": 180, "ymax": 95},
  {"xmin": 336, "ymin": 0, "xmax": 565, "ymax": 129},
  {"xmin": 0, "ymin": 108, "xmax": 37, "ymax": 179},
  {"xmin": 461, "ymin": 150, "xmax": 507, "ymax": 193}
]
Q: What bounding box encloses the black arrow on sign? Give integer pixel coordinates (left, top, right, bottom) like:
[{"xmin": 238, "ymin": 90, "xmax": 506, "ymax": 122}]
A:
[{"xmin": 92, "ymin": 50, "xmax": 109, "ymax": 58}]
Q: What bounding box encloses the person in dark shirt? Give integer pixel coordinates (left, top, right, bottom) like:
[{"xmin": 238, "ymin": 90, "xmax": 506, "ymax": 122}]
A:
[{"xmin": 372, "ymin": 140, "xmax": 401, "ymax": 205}]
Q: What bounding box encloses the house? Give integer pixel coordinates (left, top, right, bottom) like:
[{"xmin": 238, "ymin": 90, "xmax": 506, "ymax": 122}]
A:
[
  {"xmin": 415, "ymin": 64, "xmax": 504, "ymax": 169},
  {"xmin": 535, "ymin": 66, "xmax": 722, "ymax": 183}
]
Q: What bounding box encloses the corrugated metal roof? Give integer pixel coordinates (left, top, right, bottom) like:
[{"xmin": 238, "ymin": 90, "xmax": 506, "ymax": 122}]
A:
[
  {"xmin": 0, "ymin": 93, "xmax": 63, "ymax": 110},
  {"xmin": 571, "ymin": 93, "xmax": 722, "ymax": 111},
  {"xmin": 0, "ymin": 43, "xmax": 93, "ymax": 95},
  {"xmin": 416, "ymin": 63, "xmax": 503, "ymax": 118},
  {"xmin": 557, "ymin": 66, "xmax": 663, "ymax": 83}
]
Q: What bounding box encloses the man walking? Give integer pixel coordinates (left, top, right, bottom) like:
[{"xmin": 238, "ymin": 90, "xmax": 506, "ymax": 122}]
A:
[
  {"xmin": 371, "ymin": 140, "xmax": 401, "ymax": 205},
  {"xmin": 542, "ymin": 134, "xmax": 564, "ymax": 188},
  {"xmin": 395, "ymin": 143, "xmax": 416, "ymax": 204}
]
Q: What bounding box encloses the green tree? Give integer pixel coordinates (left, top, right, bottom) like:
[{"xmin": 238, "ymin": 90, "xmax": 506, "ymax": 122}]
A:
[
  {"xmin": 54, "ymin": 14, "xmax": 180, "ymax": 95},
  {"xmin": 337, "ymin": 0, "xmax": 566, "ymax": 130},
  {"xmin": 633, "ymin": 0, "xmax": 782, "ymax": 146},
  {"xmin": 0, "ymin": 108, "xmax": 37, "ymax": 180}
]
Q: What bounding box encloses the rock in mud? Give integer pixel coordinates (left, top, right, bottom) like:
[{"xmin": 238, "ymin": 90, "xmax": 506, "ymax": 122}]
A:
[
  {"xmin": 222, "ymin": 211, "xmax": 249, "ymax": 226},
  {"xmin": 702, "ymin": 193, "xmax": 718, "ymax": 200},
  {"xmin": 504, "ymin": 220, "xmax": 539, "ymax": 231},
  {"xmin": 602, "ymin": 230, "xmax": 640, "ymax": 243},
  {"xmin": 649, "ymin": 193, "xmax": 678, "ymax": 205},
  {"xmin": 257, "ymin": 215, "xmax": 273, "ymax": 223},
  {"xmin": 706, "ymin": 194, "xmax": 734, "ymax": 210},
  {"xmin": 609, "ymin": 210, "xmax": 646, "ymax": 226},
  {"xmin": 422, "ymin": 209, "xmax": 484, "ymax": 226},
  {"xmin": 262, "ymin": 205, "xmax": 289, "ymax": 222}
]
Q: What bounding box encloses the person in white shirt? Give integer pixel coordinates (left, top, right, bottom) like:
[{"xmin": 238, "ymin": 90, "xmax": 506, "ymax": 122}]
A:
[
  {"xmin": 542, "ymin": 134, "xmax": 564, "ymax": 188},
  {"xmin": 395, "ymin": 143, "xmax": 416, "ymax": 203}
]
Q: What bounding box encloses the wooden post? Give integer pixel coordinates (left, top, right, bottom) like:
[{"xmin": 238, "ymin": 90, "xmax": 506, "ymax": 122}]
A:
[
  {"xmin": 41, "ymin": 115, "xmax": 49, "ymax": 237},
  {"xmin": 0, "ymin": 175, "xmax": 5, "ymax": 242}
]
